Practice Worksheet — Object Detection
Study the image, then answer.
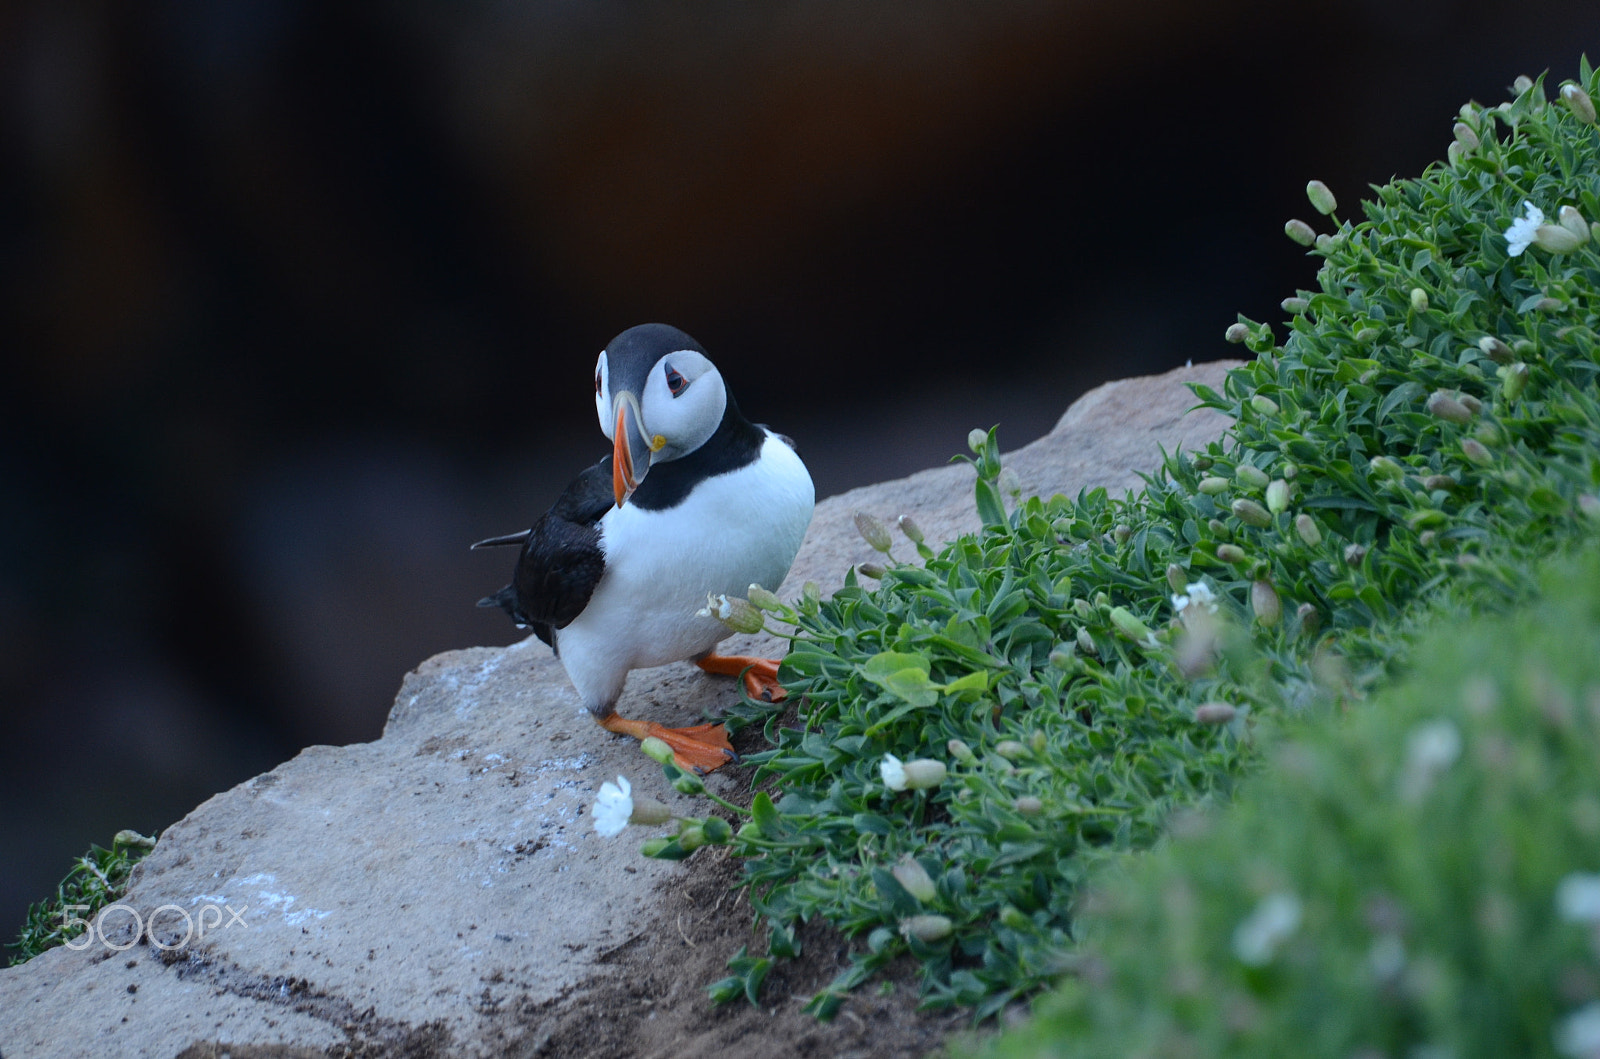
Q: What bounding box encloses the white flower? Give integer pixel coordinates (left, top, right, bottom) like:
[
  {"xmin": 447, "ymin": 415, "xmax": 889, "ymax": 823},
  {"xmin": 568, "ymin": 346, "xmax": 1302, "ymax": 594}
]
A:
[
  {"xmin": 1232, "ymin": 892, "xmax": 1303, "ymax": 967},
  {"xmin": 880, "ymin": 754, "xmax": 908, "ymax": 792},
  {"xmin": 1172, "ymin": 582, "xmax": 1219, "ymax": 623},
  {"xmin": 1505, "ymin": 200, "xmax": 1546, "ymax": 257},
  {"xmin": 1556, "ymin": 1002, "xmax": 1600, "ymax": 1058},
  {"xmin": 1558, "ymin": 873, "xmax": 1600, "ymax": 923},
  {"xmin": 1400, "ymin": 719, "xmax": 1462, "ymax": 803},
  {"xmin": 592, "ymin": 775, "xmax": 634, "ymax": 837}
]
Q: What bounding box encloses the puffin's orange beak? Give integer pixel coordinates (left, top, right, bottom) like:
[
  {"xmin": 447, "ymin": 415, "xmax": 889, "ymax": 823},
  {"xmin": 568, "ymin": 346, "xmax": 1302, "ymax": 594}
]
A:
[{"xmin": 613, "ymin": 404, "xmax": 637, "ymax": 507}]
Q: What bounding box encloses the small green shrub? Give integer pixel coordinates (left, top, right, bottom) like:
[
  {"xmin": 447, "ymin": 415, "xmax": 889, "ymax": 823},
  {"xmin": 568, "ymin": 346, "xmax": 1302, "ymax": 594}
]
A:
[
  {"xmin": 6, "ymin": 830, "xmax": 157, "ymax": 965},
  {"xmin": 618, "ymin": 64, "xmax": 1600, "ymax": 1016},
  {"xmin": 974, "ymin": 544, "xmax": 1600, "ymax": 1058}
]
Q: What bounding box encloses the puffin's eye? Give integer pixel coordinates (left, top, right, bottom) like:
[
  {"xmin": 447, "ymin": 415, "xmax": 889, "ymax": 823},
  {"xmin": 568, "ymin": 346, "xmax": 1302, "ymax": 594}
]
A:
[
  {"xmin": 595, "ymin": 371, "xmax": 602, "ymax": 395},
  {"xmin": 665, "ymin": 365, "xmax": 688, "ymax": 397}
]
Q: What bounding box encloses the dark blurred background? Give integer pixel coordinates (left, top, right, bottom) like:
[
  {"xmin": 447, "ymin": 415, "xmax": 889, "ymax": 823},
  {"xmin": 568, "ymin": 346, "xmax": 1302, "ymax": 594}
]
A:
[{"xmin": 2, "ymin": 0, "xmax": 1596, "ymax": 941}]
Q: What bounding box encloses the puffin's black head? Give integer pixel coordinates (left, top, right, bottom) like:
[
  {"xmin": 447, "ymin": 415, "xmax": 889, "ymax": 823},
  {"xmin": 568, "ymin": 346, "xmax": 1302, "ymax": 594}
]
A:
[{"xmin": 594, "ymin": 324, "xmax": 732, "ymax": 506}]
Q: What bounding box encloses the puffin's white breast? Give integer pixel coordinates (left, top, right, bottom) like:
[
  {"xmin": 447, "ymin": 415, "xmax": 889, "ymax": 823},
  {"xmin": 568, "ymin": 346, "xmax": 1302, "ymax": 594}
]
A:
[{"xmin": 555, "ymin": 433, "xmax": 813, "ymax": 711}]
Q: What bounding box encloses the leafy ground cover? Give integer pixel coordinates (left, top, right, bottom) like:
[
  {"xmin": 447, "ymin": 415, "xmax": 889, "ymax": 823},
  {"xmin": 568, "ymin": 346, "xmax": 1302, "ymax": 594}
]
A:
[
  {"xmin": 616, "ymin": 64, "xmax": 1600, "ymax": 1019},
  {"xmin": 970, "ymin": 542, "xmax": 1600, "ymax": 1058},
  {"xmin": 6, "ymin": 829, "xmax": 156, "ymax": 965}
]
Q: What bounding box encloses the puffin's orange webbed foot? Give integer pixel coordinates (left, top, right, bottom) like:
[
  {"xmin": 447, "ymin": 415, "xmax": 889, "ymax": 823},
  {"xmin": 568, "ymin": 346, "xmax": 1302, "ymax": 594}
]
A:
[
  {"xmin": 596, "ymin": 714, "xmax": 737, "ymax": 773},
  {"xmin": 696, "ymin": 654, "xmax": 788, "ymax": 703}
]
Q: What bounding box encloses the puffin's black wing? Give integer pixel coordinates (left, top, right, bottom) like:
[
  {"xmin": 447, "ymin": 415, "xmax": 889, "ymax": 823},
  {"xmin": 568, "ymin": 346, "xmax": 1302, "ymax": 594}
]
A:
[{"xmin": 477, "ymin": 457, "xmax": 613, "ymax": 650}]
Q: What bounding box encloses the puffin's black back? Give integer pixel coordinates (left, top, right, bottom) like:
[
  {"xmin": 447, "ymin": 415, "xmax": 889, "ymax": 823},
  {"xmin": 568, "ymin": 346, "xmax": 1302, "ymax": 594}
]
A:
[{"xmin": 479, "ymin": 456, "xmax": 614, "ymax": 649}]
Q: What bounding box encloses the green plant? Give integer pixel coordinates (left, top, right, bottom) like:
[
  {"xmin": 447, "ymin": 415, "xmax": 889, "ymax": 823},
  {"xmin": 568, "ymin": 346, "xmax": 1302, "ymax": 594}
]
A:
[
  {"xmin": 7, "ymin": 830, "xmax": 157, "ymax": 965},
  {"xmin": 603, "ymin": 64, "xmax": 1600, "ymax": 1017},
  {"xmin": 970, "ymin": 543, "xmax": 1600, "ymax": 1058}
]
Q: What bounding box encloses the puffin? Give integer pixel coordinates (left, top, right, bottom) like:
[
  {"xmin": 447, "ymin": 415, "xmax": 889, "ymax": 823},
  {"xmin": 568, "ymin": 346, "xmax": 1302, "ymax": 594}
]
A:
[{"xmin": 474, "ymin": 324, "xmax": 814, "ymax": 772}]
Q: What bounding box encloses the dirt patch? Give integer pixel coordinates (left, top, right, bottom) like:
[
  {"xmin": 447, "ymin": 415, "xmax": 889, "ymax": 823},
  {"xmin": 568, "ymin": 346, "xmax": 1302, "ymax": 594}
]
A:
[{"xmin": 484, "ymin": 846, "xmax": 982, "ymax": 1059}]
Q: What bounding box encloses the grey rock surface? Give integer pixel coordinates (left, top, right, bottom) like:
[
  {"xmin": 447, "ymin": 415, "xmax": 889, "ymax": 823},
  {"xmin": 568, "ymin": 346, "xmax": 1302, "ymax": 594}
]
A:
[{"xmin": 0, "ymin": 360, "xmax": 1235, "ymax": 1059}]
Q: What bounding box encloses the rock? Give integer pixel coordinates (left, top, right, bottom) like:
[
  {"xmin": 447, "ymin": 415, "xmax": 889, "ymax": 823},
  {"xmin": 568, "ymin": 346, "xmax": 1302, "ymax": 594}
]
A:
[{"xmin": 0, "ymin": 361, "xmax": 1235, "ymax": 1058}]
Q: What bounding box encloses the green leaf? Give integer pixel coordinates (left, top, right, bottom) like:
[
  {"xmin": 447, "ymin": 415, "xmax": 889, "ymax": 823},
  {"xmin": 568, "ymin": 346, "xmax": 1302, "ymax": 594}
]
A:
[{"xmin": 976, "ymin": 478, "xmax": 1007, "ymax": 528}]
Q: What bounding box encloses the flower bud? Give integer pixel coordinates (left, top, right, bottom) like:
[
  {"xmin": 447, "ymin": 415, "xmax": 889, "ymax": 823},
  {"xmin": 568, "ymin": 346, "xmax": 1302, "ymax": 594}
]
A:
[
  {"xmin": 897, "ymin": 514, "xmax": 925, "ymax": 544},
  {"xmin": 1110, "ymin": 606, "xmax": 1155, "ymax": 643},
  {"xmin": 802, "ymin": 581, "xmax": 821, "ymax": 605},
  {"xmin": 1235, "ymin": 464, "xmax": 1270, "ymax": 490},
  {"xmin": 1563, "ymin": 83, "xmax": 1597, "ymax": 124},
  {"xmin": 1461, "ymin": 438, "xmax": 1493, "ymax": 465},
  {"xmin": 1578, "ymin": 494, "xmax": 1600, "ymax": 521},
  {"xmin": 1294, "ymin": 514, "xmax": 1322, "ymax": 548},
  {"xmin": 1559, "ymin": 205, "xmax": 1592, "ymax": 242},
  {"xmin": 893, "ymin": 858, "xmax": 939, "ymax": 903},
  {"xmin": 855, "ymin": 512, "xmax": 893, "ymax": 553},
  {"xmin": 968, "ymin": 428, "xmax": 988, "ymax": 453},
  {"xmin": 1194, "ymin": 701, "xmax": 1237, "ymax": 725},
  {"xmin": 1344, "ymin": 543, "xmax": 1368, "ymax": 565},
  {"xmin": 1208, "ymin": 518, "xmax": 1228, "ymax": 537},
  {"xmin": 1198, "ymin": 476, "xmax": 1230, "ymax": 495},
  {"xmin": 1305, "ymin": 180, "xmax": 1338, "ymax": 216},
  {"xmin": 114, "ymin": 830, "xmax": 156, "ymax": 849},
  {"xmin": 1232, "ymin": 498, "xmax": 1273, "ymax": 528},
  {"xmin": 858, "ymin": 563, "xmax": 886, "ymax": 579},
  {"xmin": 1421, "ymin": 475, "xmax": 1456, "ymax": 492},
  {"xmin": 1284, "ymin": 219, "xmax": 1317, "ymax": 246},
  {"xmin": 1282, "ymin": 463, "xmax": 1298, "ymax": 480},
  {"xmin": 1251, "ymin": 580, "xmax": 1282, "ymax": 627},
  {"xmin": 699, "ymin": 593, "xmax": 765, "ymax": 634},
  {"xmin": 1410, "ymin": 288, "xmax": 1429, "ymax": 313},
  {"xmin": 1225, "ymin": 322, "xmax": 1250, "ymax": 344},
  {"xmin": 1047, "ymin": 644, "xmax": 1076, "ymax": 669},
  {"xmin": 1355, "ymin": 326, "xmax": 1382, "ymax": 343},
  {"xmin": 629, "ymin": 796, "xmax": 674, "ymax": 827},
  {"xmin": 995, "ymin": 740, "xmax": 1028, "ymax": 759},
  {"xmin": 1418, "ymin": 530, "xmax": 1436, "ymax": 547},
  {"xmin": 901, "ymin": 759, "xmax": 947, "ymax": 790},
  {"xmin": 640, "ymin": 737, "xmax": 676, "ymax": 765},
  {"xmin": 1296, "ymin": 603, "xmax": 1321, "ymax": 637},
  {"xmin": 1072, "ymin": 598, "xmax": 1092, "ymax": 619},
  {"xmin": 701, "ymin": 816, "xmax": 732, "ymax": 844},
  {"xmin": 947, "ymin": 739, "xmax": 977, "ymax": 765},
  {"xmin": 1452, "ymin": 122, "xmax": 1479, "ymax": 150},
  {"xmin": 1369, "ymin": 456, "xmax": 1405, "ymax": 482},
  {"xmin": 747, "ymin": 584, "xmax": 783, "ymax": 611},
  {"xmin": 1250, "ymin": 394, "xmax": 1280, "ymax": 416},
  {"xmin": 675, "ymin": 823, "xmax": 707, "ymax": 852},
  {"xmin": 1425, "ymin": 391, "xmax": 1474, "ymax": 424},
  {"xmin": 1076, "ymin": 628, "xmax": 1097, "ymax": 656},
  {"xmin": 1193, "ymin": 455, "xmax": 1214, "ymax": 471},
  {"xmin": 1113, "ymin": 523, "xmax": 1132, "ymax": 544},
  {"xmin": 1316, "ymin": 233, "xmax": 1338, "ymax": 252},
  {"xmin": 1166, "ymin": 563, "xmax": 1188, "ymax": 594},
  {"xmin": 639, "ymin": 837, "xmax": 674, "ymax": 857},
  {"xmin": 1266, "ymin": 479, "xmax": 1290, "ymax": 514},
  {"xmin": 1513, "ymin": 74, "xmax": 1535, "ymax": 95},
  {"xmin": 1216, "ymin": 543, "xmax": 1248, "ymax": 565},
  {"xmin": 672, "ymin": 770, "xmax": 708, "ymax": 796},
  {"xmin": 1281, "ymin": 297, "xmax": 1309, "ymax": 314},
  {"xmin": 1014, "ymin": 796, "xmax": 1044, "ymax": 816},
  {"xmin": 1500, "ymin": 361, "xmax": 1529, "ymax": 401},
  {"xmin": 998, "ymin": 467, "xmax": 1022, "ymax": 500},
  {"xmin": 1030, "ymin": 730, "xmax": 1046, "ymax": 754},
  {"xmin": 1533, "ymin": 224, "xmax": 1585, "ymax": 253},
  {"xmin": 1447, "ymin": 140, "xmax": 1465, "ymax": 167},
  {"xmin": 1478, "ymin": 335, "xmax": 1512, "ymax": 363},
  {"xmin": 900, "ymin": 915, "xmax": 953, "ymax": 943}
]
